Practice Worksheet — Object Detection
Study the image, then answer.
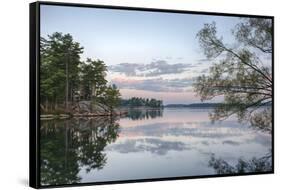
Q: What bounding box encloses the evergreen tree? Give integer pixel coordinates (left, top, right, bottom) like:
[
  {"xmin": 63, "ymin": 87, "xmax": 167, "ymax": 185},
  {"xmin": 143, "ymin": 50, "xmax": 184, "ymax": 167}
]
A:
[
  {"xmin": 101, "ymin": 84, "xmax": 121, "ymax": 114},
  {"xmin": 40, "ymin": 32, "xmax": 83, "ymax": 111},
  {"xmin": 40, "ymin": 32, "xmax": 125, "ymax": 115},
  {"xmin": 80, "ymin": 58, "xmax": 107, "ymax": 101}
]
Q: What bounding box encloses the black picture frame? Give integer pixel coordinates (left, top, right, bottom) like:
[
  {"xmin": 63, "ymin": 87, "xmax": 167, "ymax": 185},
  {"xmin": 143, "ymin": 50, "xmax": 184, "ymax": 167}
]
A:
[{"xmin": 30, "ymin": 1, "xmax": 274, "ymax": 189}]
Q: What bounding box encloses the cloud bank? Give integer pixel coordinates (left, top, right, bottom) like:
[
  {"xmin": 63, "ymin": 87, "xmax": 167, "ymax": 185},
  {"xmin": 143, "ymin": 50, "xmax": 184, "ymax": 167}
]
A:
[
  {"xmin": 109, "ymin": 60, "xmax": 194, "ymax": 77},
  {"xmin": 111, "ymin": 77, "xmax": 195, "ymax": 92}
]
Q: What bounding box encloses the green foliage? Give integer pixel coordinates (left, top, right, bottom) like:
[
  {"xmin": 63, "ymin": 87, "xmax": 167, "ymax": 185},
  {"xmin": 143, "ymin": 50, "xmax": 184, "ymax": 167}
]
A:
[
  {"xmin": 80, "ymin": 58, "xmax": 108, "ymax": 100},
  {"xmin": 121, "ymin": 97, "xmax": 163, "ymax": 108},
  {"xmin": 40, "ymin": 32, "xmax": 121, "ymax": 114},
  {"xmin": 194, "ymin": 18, "xmax": 272, "ymax": 130},
  {"xmin": 99, "ymin": 84, "xmax": 121, "ymax": 113},
  {"xmin": 40, "ymin": 32, "xmax": 83, "ymax": 111}
]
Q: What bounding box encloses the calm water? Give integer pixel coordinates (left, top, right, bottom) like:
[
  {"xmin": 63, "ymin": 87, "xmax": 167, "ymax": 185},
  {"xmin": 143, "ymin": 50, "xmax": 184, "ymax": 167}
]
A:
[{"xmin": 40, "ymin": 108, "xmax": 272, "ymax": 186}]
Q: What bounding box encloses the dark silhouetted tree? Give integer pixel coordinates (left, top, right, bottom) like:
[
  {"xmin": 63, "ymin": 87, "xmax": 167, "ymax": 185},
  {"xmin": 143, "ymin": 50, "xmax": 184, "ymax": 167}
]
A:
[{"xmin": 194, "ymin": 18, "xmax": 272, "ymax": 131}]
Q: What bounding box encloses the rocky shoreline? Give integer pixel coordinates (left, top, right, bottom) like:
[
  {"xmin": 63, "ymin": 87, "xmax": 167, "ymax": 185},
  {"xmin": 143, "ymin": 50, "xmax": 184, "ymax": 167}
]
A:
[
  {"xmin": 40, "ymin": 111, "xmax": 128, "ymax": 120},
  {"xmin": 40, "ymin": 101, "xmax": 129, "ymax": 120}
]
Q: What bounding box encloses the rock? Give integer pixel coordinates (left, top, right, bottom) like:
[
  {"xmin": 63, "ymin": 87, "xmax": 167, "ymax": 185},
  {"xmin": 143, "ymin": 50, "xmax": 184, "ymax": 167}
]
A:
[
  {"xmin": 75, "ymin": 101, "xmax": 111, "ymax": 115},
  {"xmin": 77, "ymin": 101, "xmax": 92, "ymax": 113}
]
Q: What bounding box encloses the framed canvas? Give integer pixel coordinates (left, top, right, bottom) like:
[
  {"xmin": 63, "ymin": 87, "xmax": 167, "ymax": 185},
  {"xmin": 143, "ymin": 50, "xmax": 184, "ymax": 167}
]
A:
[{"xmin": 29, "ymin": 1, "xmax": 274, "ymax": 188}]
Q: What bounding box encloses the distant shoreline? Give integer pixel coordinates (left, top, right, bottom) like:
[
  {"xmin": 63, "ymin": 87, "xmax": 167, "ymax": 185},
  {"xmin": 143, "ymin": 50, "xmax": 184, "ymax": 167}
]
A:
[
  {"xmin": 164, "ymin": 103, "xmax": 272, "ymax": 108},
  {"xmin": 164, "ymin": 103, "xmax": 221, "ymax": 108}
]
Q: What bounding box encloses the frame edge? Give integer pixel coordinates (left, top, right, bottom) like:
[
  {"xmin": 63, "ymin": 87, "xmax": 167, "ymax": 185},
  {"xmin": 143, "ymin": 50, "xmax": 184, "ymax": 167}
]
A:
[
  {"xmin": 31, "ymin": 1, "xmax": 274, "ymax": 188},
  {"xmin": 29, "ymin": 1, "xmax": 40, "ymax": 189}
]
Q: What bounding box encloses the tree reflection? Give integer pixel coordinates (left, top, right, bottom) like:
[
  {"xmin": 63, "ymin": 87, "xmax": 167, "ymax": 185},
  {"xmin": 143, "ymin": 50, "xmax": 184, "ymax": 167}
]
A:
[
  {"xmin": 40, "ymin": 117, "xmax": 120, "ymax": 186},
  {"xmin": 125, "ymin": 108, "xmax": 163, "ymax": 120},
  {"xmin": 208, "ymin": 151, "xmax": 272, "ymax": 174}
]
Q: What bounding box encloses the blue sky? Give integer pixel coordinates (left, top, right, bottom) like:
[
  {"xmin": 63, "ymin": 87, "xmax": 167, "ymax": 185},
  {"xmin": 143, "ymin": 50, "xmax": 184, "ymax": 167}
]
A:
[{"xmin": 40, "ymin": 5, "xmax": 241, "ymax": 104}]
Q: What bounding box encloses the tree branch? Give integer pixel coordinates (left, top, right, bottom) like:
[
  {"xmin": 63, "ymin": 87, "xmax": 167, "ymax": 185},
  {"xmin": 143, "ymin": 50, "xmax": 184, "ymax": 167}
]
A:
[
  {"xmin": 207, "ymin": 36, "xmax": 272, "ymax": 84},
  {"xmin": 212, "ymin": 96, "xmax": 270, "ymax": 121}
]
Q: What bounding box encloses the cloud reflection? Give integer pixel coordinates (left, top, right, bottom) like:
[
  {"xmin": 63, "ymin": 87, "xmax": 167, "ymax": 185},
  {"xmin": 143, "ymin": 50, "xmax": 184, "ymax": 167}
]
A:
[{"xmin": 106, "ymin": 138, "xmax": 188, "ymax": 155}]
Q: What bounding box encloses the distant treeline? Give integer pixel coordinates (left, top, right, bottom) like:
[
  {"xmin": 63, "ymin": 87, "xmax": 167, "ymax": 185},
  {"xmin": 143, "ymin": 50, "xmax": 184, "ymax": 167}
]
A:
[
  {"xmin": 120, "ymin": 97, "xmax": 163, "ymax": 108},
  {"xmin": 165, "ymin": 102, "xmax": 272, "ymax": 108},
  {"xmin": 165, "ymin": 103, "xmax": 222, "ymax": 108}
]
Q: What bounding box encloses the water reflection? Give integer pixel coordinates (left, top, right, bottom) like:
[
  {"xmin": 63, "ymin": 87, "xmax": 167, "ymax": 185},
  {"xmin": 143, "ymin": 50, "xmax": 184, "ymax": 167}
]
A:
[
  {"xmin": 106, "ymin": 120, "xmax": 271, "ymax": 156},
  {"xmin": 125, "ymin": 108, "xmax": 163, "ymax": 120},
  {"xmin": 40, "ymin": 117, "xmax": 120, "ymax": 186},
  {"xmin": 40, "ymin": 108, "xmax": 272, "ymax": 185},
  {"xmin": 208, "ymin": 151, "xmax": 272, "ymax": 174},
  {"xmin": 106, "ymin": 138, "xmax": 188, "ymax": 155}
]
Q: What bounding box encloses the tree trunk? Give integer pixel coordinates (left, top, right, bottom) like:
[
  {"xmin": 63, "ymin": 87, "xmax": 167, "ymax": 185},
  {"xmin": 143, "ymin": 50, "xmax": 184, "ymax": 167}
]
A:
[
  {"xmin": 45, "ymin": 98, "xmax": 48, "ymax": 112},
  {"xmin": 91, "ymin": 83, "xmax": 96, "ymax": 102},
  {"xmin": 65, "ymin": 52, "xmax": 69, "ymax": 110},
  {"xmin": 55, "ymin": 97, "xmax": 58, "ymax": 110}
]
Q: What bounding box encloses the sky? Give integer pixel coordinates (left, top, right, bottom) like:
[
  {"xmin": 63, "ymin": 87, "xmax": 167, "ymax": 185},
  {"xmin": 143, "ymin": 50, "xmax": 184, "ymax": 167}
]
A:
[{"xmin": 40, "ymin": 5, "xmax": 241, "ymax": 104}]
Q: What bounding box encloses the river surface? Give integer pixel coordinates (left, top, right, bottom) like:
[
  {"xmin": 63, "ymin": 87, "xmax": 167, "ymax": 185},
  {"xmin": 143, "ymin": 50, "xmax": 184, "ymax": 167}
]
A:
[{"xmin": 40, "ymin": 108, "xmax": 272, "ymax": 186}]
